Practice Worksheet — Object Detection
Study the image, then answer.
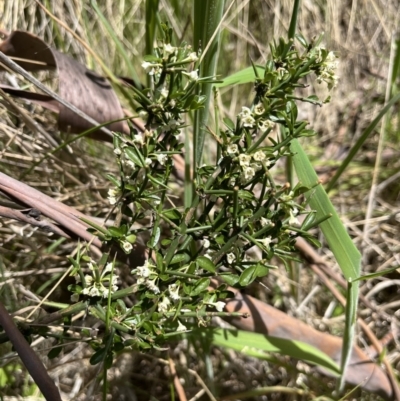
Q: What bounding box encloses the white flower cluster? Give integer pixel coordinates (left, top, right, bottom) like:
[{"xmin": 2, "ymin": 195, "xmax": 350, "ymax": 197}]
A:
[
  {"xmin": 133, "ymin": 259, "xmax": 160, "ymax": 294},
  {"xmin": 279, "ymin": 190, "xmax": 301, "ymax": 226},
  {"xmin": 108, "ymin": 188, "xmax": 121, "ymax": 205},
  {"xmin": 237, "ymin": 150, "xmax": 272, "ymax": 183},
  {"xmin": 315, "ymin": 49, "xmax": 339, "ymax": 89},
  {"xmin": 141, "ymin": 61, "xmax": 162, "ymax": 76},
  {"xmin": 239, "ymin": 107, "xmax": 255, "ymax": 128},
  {"xmin": 207, "ymin": 301, "xmax": 226, "ymax": 312},
  {"xmin": 73, "ymin": 261, "xmax": 118, "ymax": 301},
  {"xmin": 141, "ymin": 43, "xmax": 198, "ymax": 78},
  {"xmin": 238, "ymin": 106, "xmax": 275, "ymax": 133}
]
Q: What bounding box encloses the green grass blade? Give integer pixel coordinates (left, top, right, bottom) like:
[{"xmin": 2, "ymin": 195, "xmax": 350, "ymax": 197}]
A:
[
  {"xmin": 291, "ymin": 139, "xmax": 361, "ymax": 280},
  {"xmin": 145, "ymin": 0, "xmax": 160, "ymax": 88},
  {"xmin": 326, "ymin": 93, "xmax": 400, "ymax": 193},
  {"xmin": 91, "ymin": 0, "xmax": 141, "ymax": 88},
  {"xmin": 193, "ymin": 0, "xmax": 225, "ymax": 168},
  {"xmin": 291, "ymin": 138, "xmax": 360, "ymax": 393},
  {"xmin": 288, "ymin": 0, "xmax": 301, "ymax": 40},
  {"xmin": 209, "ymin": 328, "xmax": 340, "ymax": 376},
  {"xmin": 215, "ymin": 66, "xmax": 265, "ymax": 88}
]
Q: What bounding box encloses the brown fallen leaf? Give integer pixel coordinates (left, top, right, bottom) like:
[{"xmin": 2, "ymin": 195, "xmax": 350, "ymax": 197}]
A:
[
  {"xmin": 0, "ymin": 30, "xmax": 128, "ymax": 139},
  {"xmin": 224, "ymin": 287, "xmax": 394, "ymax": 400}
]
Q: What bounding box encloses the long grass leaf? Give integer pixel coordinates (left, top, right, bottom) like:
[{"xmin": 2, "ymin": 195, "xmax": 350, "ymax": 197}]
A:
[
  {"xmin": 210, "ymin": 328, "xmax": 340, "ymax": 376},
  {"xmin": 91, "ymin": 0, "xmax": 141, "ymax": 88},
  {"xmin": 193, "ymin": 0, "xmax": 225, "ymax": 167},
  {"xmin": 291, "ymin": 138, "xmax": 360, "ymax": 392},
  {"xmin": 215, "ymin": 66, "xmax": 265, "ymax": 88}
]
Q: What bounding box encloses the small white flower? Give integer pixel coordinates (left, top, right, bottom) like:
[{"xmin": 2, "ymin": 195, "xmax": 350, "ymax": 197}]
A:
[
  {"xmin": 288, "ymin": 210, "xmax": 300, "ymax": 226},
  {"xmin": 238, "ymin": 154, "xmax": 252, "ymax": 167},
  {"xmin": 210, "ymin": 301, "xmax": 225, "ymax": 312},
  {"xmin": 141, "ymin": 61, "xmax": 161, "ymax": 76},
  {"xmin": 156, "ymin": 154, "xmax": 168, "ymax": 165},
  {"xmin": 158, "ymin": 296, "xmax": 171, "ymax": 313},
  {"xmin": 163, "ymin": 43, "xmax": 176, "ymax": 56},
  {"xmin": 258, "ymin": 119, "xmax": 275, "ymax": 132},
  {"xmin": 187, "ymin": 52, "xmax": 198, "ymax": 62},
  {"xmin": 239, "ymin": 107, "xmax": 252, "ymax": 117},
  {"xmin": 242, "ymin": 166, "xmax": 255, "ymax": 181},
  {"xmin": 146, "ymin": 278, "xmax": 160, "ymax": 294},
  {"xmin": 276, "ymin": 67, "xmax": 288, "ymax": 79},
  {"xmin": 84, "ymin": 275, "xmax": 93, "ymax": 285},
  {"xmin": 241, "ymin": 115, "xmax": 256, "ymax": 128},
  {"xmin": 137, "ymin": 262, "xmax": 151, "ymax": 278},
  {"xmin": 260, "ymin": 217, "xmax": 273, "ymax": 227},
  {"xmin": 227, "ymin": 144, "xmax": 238, "ymax": 154},
  {"xmin": 125, "ymin": 159, "xmax": 135, "ymax": 169},
  {"xmin": 183, "ymin": 70, "xmax": 199, "ymax": 81},
  {"xmin": 168, "ymin": 284, "xmax": 180, "ymax": 301},
  {"xmin": 121, "ymin": 240, "xmax": 133, "ymax": 254},
  {"xmin": 103, "ymin": 263, "xmax": 113, "ymax": 274},
  {"xmin": 204, "ymin": 249, "xmax": 216, "ymax": 260},
  {"xmin": 253, "ymin": 150, "xmax": 266, "ymax": 161},
  {"xmin": 108, "ymin": 188, "xmax": 121, "ymax": 205},
  {"xmin": 89, "ymin": 286, "xmax": 100, "ymax": 297},
  {"xmin": 258, "ymin": 236, "xmax": 272, "ymax": 249},
  {"xmin": 133, "ymin": 133, "xmax": 144, "ymax": 144},
  {"xmin": 160, "ymin": 87, "xmax": 169, "ymax": 98},
  {"xmin": 227, "ymin": 253, "xmax": 236, "ymax": 264},
  {"xmin": 254, "ymin": 103, "xmax": 265, "ymax": 115},
  {"xmin": 141, "ymin": 61, "xmax": 153, "ymax": 71},
  {"xmin": 202, "ymin": 238, "xmax": 210, "ymax": 249},
  {"xmin": 176, "ymin": 320, "xmax": 187, "ymax": 332}
]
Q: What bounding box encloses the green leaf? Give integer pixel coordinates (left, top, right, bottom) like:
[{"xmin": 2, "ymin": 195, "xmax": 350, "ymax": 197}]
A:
[
  {"xmin": 239, "ymin": 264, "xmax": 268, "ymax": 286},
  {"xmin": 209, "ymin": 328, "xmax": 340, "ymax": 376},
  {"xmin": 107, "ymin": 226, "xmax": 125, "ymax": 238},
  {"xmin": 196, "ymin": 256, "xmax": 216, "ymax": 273},
  {"xmin": 106, "ymin": 174, "xmax": 121, "ymax": 188},
  {"xmin": 170, "ymin": 252, "xmax": 191, "ymax": 265},
  {"xmin": 90, "ymin": 347, "xmax": 107, "ymax": 365},
  {"xmin": 190, "ymin": 278, "xmax": 211, "ymax": 296},
  {"xmin": 219, "ymin": 273, "xmax": 239, "ymax": 286},
  {"xmin": 47, "ymin": 343, "xmax": 63, "ymax": 359},
  {"xmin": 215, "ymin": 66, "xmax": 265, "ymax": 88},
  {"xmin": 162, "ymin": 209, "xmax": 183, "ymax": 220},
  {"xmin": 125, "ymin": 146, "xmax": 145, "ymax": 168}
]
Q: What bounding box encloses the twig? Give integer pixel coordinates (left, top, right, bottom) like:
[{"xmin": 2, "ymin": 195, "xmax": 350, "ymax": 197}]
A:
[
  {"xmin": 169, "ymin": 354, "xmax": 188, "ymax": 401},
  {"xmin": 0, "ymin": 301, "xmax": 62, "ymax": 401}
]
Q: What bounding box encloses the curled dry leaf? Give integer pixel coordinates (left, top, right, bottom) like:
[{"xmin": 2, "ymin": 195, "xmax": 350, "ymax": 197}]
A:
[{"xmin": 0, "ymin": 30, "xmax": 128, "ymax": 140}]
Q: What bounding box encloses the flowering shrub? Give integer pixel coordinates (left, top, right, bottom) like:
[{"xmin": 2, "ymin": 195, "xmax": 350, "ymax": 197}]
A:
[{"xmin": 68, "ymin": 29, "xmax": 338, "ymax": 363}]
